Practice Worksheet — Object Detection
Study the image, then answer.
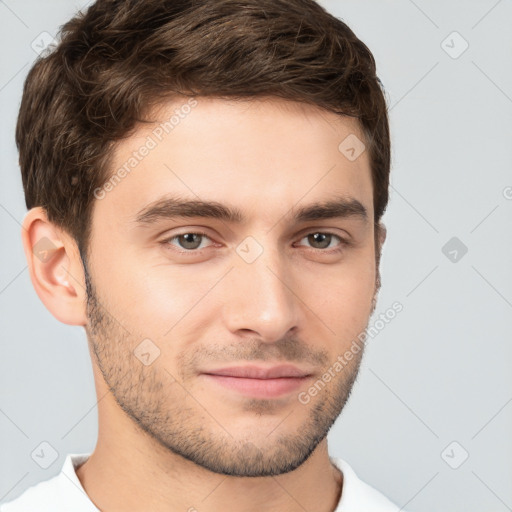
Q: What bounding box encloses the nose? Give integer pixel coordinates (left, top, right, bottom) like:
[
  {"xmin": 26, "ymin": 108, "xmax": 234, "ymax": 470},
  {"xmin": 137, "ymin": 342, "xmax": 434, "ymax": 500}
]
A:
[{"xmin": 220, "ymin": 243, "xmax": 300, "ymax": 343}]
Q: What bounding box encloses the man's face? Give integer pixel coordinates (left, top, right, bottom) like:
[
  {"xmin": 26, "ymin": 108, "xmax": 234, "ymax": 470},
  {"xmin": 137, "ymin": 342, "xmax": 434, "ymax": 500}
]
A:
[{"xmin": 83, "ymin": 97, "xmax": 380, "ymax": 477}]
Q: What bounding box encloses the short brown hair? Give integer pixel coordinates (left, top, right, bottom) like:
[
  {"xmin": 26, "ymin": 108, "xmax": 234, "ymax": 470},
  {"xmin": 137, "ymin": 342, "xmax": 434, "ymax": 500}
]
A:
[{"xmin": 16, "ymin": 0, "xmax": 390, "ymax": 258}]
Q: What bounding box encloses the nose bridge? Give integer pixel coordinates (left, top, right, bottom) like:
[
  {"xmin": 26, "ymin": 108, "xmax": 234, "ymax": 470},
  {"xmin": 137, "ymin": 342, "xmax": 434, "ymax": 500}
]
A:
[{"xmin": 222, "ymin": 237, "xmax": 300, "ymax": 340}]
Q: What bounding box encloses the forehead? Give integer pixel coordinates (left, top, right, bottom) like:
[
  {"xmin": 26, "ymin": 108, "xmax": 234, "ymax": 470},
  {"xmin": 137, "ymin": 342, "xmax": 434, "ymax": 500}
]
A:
[{"xmin": 92, "ymin": 96, "xmax": 374, "ymax": 230}]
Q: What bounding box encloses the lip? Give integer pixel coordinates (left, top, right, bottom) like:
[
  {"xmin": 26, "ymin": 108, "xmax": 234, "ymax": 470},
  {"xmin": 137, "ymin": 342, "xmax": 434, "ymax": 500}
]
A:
[
  {"xmin": 203, "ymin": 364, "xmax": 311, "ymax": 379},
  {"xmin": 201, "ymin": 364, "xmax": 313, "ymax": 399}
]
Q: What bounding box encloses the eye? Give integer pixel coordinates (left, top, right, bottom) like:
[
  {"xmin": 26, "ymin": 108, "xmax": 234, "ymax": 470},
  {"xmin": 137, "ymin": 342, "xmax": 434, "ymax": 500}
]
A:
[
  {"xmin": 163, "ymin": 231, "xmax": 213, "ymax": 252},
  {"xmin": 161, "ymin": 230, "xmax": 349, "ymax": 255},
  {"xmin": 296, "ymin": 232, "xmax": 347, "ymax": 252}
]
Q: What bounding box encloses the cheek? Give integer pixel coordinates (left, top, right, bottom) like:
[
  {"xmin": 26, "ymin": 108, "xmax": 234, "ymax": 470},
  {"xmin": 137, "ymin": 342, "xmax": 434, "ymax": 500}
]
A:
[
  {"xmin": 304, "ymin": 254, "xmax": 377, "ymax": 336},
  {"xmin": 110, "ymin": 261, "xmax": 222, "ymax": 337}
]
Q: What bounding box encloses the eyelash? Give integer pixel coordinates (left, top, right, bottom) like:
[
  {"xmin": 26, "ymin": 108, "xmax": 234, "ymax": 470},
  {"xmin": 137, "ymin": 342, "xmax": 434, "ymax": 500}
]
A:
[{"xmin": 161, "ymin": 230, "xmax": 349, "ymax": 255}]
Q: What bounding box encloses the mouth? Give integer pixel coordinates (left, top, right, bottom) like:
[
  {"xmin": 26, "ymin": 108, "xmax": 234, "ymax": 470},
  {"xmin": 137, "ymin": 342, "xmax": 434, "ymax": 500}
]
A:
[{"xmin": 201, "ymin": 364, "xmax": 314, "ymax": 399}]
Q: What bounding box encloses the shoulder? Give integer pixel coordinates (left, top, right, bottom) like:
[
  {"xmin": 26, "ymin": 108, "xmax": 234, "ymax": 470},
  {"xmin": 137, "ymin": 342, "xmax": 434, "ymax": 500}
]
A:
[
  {"xmin": 331, "ymin": 457, "xmax": 406, "ymax": 512},
  {"xmin": 0, "ymin": 453, "xmax": 95, "ymax": 512}
]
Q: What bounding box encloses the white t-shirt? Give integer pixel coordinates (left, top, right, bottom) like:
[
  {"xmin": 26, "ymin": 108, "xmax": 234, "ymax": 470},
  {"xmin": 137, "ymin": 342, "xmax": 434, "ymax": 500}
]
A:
[{"xmin": 0, "ymin": 453, "xmax": 404, "ymax": 511}]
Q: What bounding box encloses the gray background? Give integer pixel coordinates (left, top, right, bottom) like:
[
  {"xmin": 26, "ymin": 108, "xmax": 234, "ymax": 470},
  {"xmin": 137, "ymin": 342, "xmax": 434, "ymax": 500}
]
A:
[{"xmin": 1, "ymin": 1, "xmax": 511, "ymax": 510}]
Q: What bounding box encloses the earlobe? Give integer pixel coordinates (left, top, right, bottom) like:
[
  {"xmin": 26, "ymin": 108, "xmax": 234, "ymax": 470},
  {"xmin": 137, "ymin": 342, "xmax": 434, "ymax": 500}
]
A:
[{"xmin": 21, "ymin": 207, "xmax": 88, "ymax": 326}]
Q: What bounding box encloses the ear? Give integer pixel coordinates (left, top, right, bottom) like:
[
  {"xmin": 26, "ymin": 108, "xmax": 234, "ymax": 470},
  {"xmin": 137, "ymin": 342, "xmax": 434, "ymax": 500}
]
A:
[
  {"xmin": 371, "ymin": 222, "xmax": 387, "ymax": 316},
  {"xmin": 377, "ymin": 222, "xmax": 387, "ymax": 252},
  {"xmin": 21, "ymin": 206, "xmax": 88, "ymax": 326}
]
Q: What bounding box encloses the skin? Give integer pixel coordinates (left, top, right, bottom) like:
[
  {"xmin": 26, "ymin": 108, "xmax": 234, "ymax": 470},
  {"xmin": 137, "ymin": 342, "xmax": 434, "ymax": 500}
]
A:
[{"xmin": 22, "ymin": 96, "xmax": 386, "ymax": 512}]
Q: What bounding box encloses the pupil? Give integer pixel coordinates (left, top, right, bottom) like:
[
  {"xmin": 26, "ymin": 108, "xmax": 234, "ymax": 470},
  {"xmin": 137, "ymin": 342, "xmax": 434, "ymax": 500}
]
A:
[
  {"xmin": 309, "ymin": 233, "xmax": 330, "ymax": 249},
  {"xmin": 180, "ymin": 233, "xmax": 201, "ymax": 249}
]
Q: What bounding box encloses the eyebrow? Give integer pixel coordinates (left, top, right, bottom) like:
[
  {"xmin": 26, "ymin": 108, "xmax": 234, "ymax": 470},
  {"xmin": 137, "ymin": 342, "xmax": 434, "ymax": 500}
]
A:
[{"xmin": 133, "ymin": 194, "xmax": 369, "ymax": 226}]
